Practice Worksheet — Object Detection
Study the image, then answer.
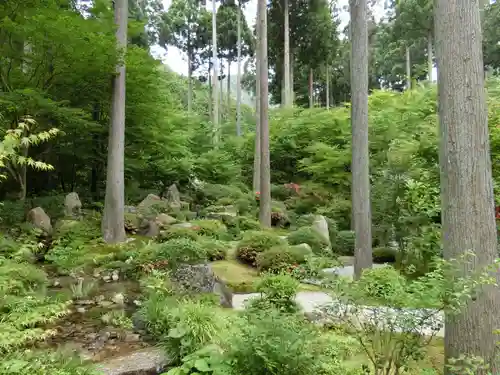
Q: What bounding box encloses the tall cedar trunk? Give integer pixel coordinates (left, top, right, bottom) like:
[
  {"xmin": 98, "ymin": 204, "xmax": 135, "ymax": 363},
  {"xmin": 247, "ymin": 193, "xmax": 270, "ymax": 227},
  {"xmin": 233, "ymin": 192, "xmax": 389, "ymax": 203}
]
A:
[
  {"xmin": 227, "ymin": 60, "xmax": 231, "ymax": 109},
  {"xmin": 236, "ymin": 5, "xmax": 242, "ymax": 136},
  {"xmin": 290, "ymin": 49, "xmax": 294, "ymax": 104},
  {"xmin": 283, "ymin": 0, "xmax": 291, "ymax": 107},
  {"xmin": 220, "ymin": 62, "xmax": 224, "ymax": 121},
  {"xmin": 258, "ymin": 0, "xmax": 271, "ymax": 227},
  {"xmin": 187, "ymin": 51, "xmax": 193, "ymax": 112},
  {"xmin": 253, "ymin": 4, "xmax": 261, "ymax": 193},
  {"xmin": 102, "ymin": 0, "xmax": 127, "ymax": 244},
  {"xmin": 434, "ymin": 0, "xmax": 500, "ymax": 372},
  {"xmin": 427, "ymin": 31, "xmax": 433, "ymax": 82},
  {"xmin": 212, "ymin": 0, "xmax": 219, "ymax": 143},
  {"xmin": 349, "ymin": 0, "xmax": 372, "ymax": 279},
  {"xmin": 326, "ymin": 64, "xmax": 330, "ymax": 109},
  {"xmin": 208, "ymin": 64, "xmax": 212, "ymax": 119},
  {"xmin": 405, "ymin": 45, "xmax": 411, "ymax": 90},
  {"xmin": 308, "ymin": 68, "xmax": 313, "ymax": 108},
  {"xmin": 281, "ymin": 70, "xmax": 285, "ymax": 107}
]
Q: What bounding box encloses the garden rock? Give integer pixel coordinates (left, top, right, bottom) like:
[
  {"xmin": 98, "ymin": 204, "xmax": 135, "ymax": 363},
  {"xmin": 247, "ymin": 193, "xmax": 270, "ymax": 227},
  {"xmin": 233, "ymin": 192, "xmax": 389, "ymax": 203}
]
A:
[
  {"xmin": 170, "ymin": 222, "xmax": 193, "ymax": 229},
  {"xmin": 155, "ymin": 213, "xmax": 176, "ymax": 227},
  {"xmin": 311, "ymin": 215, "xmax": 330, "ymax": 245},
  {"xmin": 144, "ymin": 221, "xmax": 160, "ymax": 238},
  {"xmin": 171, "ymin": 264, "xmax": 232, "ymax": 307},
  {"xmin": 124, "ymin": 205, "xmax": 137, "ymax": 213},
  {"xmin": 27, "ymin": 207, "xmax": 52, "ymax": 234},
  {"xmin": 294, "ymin": 243, "xmax": 313, "ymax": 254},
  {"xmin": 137, "ymin": 194, "xmax": 168, "ymax": 218},
  {"xmin": 166, "ymin": 183, "xmax": 181, "ymax": 209},
  {"xmin": 64, "ymin": 192, "xmax": 82, "ymax": 218},
  {"xmin": 96, "ymin": 347, "xmax": 168, "ymax": 375}
]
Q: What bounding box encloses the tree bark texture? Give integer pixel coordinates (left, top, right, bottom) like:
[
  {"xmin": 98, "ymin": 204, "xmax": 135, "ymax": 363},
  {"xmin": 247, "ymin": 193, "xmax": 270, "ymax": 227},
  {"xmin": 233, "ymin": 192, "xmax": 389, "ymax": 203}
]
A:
[
  {"xmin": 212, "ymin": 0, "xmax": 219, "ymax": 143},
  {"xmin": 236, "ymin": 5, "xmax": 242, "ymax": 136},
  {"xmin": 283, "ymin": 0, "xmax": 291, "ymax": 107},
  {"xmin": 434, "ymin": 0, "xmax": 500, "ymax": 372},
  {"xmin": 258, "ymin": 0, "xmax": 271, "ymax": 227},
  {"xmin": 406, "ymin": 45, "xmax": 411, "ymax": 90},
  {"xmin": 308, "ymin": 68, "xmax": 313, "ymax": 108},
  {"xmin": 427, "ymin": 31, "xmax": 433, "ymax": 82},
  {"xmin": 102, "ymin": 0, "xmax": 127, "ymax": 244},
  {"xmin": 253, "ymin": 3, "xmax": 261, "ymax": 194},
  {"xmin": 349, "ymin": 0, "xmax": 372, "ymax": 279}
]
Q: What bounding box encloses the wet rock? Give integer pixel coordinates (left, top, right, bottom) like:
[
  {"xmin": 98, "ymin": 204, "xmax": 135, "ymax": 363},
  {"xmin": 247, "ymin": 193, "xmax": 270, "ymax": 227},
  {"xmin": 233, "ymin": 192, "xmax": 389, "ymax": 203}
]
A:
[
  {"xmin": 96, "ymin": 347, "xmax": 168, "ymax": 375},
  {"xmin": 112, "ymin": 293, "xmax": 125, "ymax": 306},
  {"xmin": 64, "ymin": 192, "xmax": 82, "ymax": 218},
  {"xmin": 311, "ymin": 215, "xmax": 330, "ymax": 245},
  {"xmin": 103, "ymin": 275, "xmax": 111, "ymax": 282},
  {"xmin": 155, "ymin": 213, "xmax": 177, "ymax": 227},
  {"xmin": 76, "ymin": 307, "xmax": 86, "ymax": 314},
  {"xmin": 125, "ymin": 333, "xmax": 141, "ymax": 343},
  {"xmin": 112, "ymin": 270, "xmax": 120, "ymax": 281},
  {"xmin": 165, "ymin": 184, "xmax": 181, "ymax": 210},
  {"xmin": 137, "ymin": 194, "xmax": 168, "ymax": 218},
  {"xmin": 27, "ymin": 207, "xmax": 52, "ymax": 234}
]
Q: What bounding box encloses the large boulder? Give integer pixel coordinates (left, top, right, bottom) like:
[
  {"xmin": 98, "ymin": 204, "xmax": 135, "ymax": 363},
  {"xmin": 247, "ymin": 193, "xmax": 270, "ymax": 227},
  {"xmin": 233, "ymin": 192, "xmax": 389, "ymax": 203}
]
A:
[
  {"xmin": 27, "ymin": 207, "xmax": 52, "ymax": 234},
  {"xmin": 165, "ymin": 184, "xmax": 181, "ymax": 210},
  {"xmin": 171, "ymin": 264, "xmax": 232, "ymax": 307},
  {"xmin": 312, "ymin": 215, "xmax": 330, "ymax": 246},
  {"xmin": 64, "ymin": 192, "xmax": 82, "ymax": 218},
  {"xmin": 137, "ymin": 194, "xmax": 168, "ymax": 218},
  {"xmin": 155, "ymin": 213, "xmax": 177, "ymax": 228}
]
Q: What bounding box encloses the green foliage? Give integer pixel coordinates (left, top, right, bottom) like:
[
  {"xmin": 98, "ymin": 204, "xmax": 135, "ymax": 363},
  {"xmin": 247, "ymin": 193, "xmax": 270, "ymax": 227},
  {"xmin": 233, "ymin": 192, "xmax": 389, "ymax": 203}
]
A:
[
  {"xmin": 0, "ymin": 259, "xmax": 71, "ymax": 353},
  {"xmin": 332, "ymin": 230, "xmax": 355, "ymax": 256},
  {"xmin": 237, "ymin": 216, "xmax": 261, "ymax": 231},
  {"xmin": 236, "ymin": 231, "xmax": 286, "ymax": 266},
  {"xmin": 372, "ymin": 247, "xmax": 397, "ymax": 264},
  {"xmin": 287, "ymin": 226, "xmax": 329, "ymax": 254},
  {"xmin": 256, "ymin": 244, "xmax": 312, "ymax": 273},
  {"xmin": 190, "ymin": 219, "xmax": 227, "ymax": 240},
  {"xmin": 253, "ymin": 273, "xmax": 299, "ymax": 313},
  {"xmin": 159, "ymin": 226, "xmax": 201, "ymax": 242},
  {"xmin": 198, "ymin": 238, "xmax": 228, "ymax": 261},
  {"xmin": 138, "ymin": 239, "xmax": 208, "ymax": 269},
  {"xmin": 0, "ymin": 350, "xmax": 98, "ymax": 375}
]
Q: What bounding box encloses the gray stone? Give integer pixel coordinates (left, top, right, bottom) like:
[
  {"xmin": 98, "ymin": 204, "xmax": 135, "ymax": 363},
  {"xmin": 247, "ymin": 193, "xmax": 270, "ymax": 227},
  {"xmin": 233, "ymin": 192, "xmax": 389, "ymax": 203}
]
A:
[
  {"xmin": 124, "ymin": 205, "xmax": 137, "ymax": 214},
  {"xmin": 112, "ymin": 293, "xmax": 125, "ymax": 306},
  {"xmin": 96, "ymin": 348, "xmax": 168, "ymax": 375},
  {"xmin": 166, "ymin": 184, "xmax": 181, "ymax": 210},
  {"xmin": 155, "ymin": 213, "xmax": 176, "ymax": 227},
  {"xmin": 137, "ymin": 194, "xmax": 168, "ymax": 218},
  {"xmin": 311, "ymin": 215, "xmax": 330, "ymax": 245},
  {"xmin": 27, "ymin": 207, "xmax": 52, "ymax": 234},
  {"xmin": 170, "ymin": 222, "xmax": 193, "ymax": 229},
  {"xmin": 64, "ymin": 192, "xmax": 82, "ymax": 218}
]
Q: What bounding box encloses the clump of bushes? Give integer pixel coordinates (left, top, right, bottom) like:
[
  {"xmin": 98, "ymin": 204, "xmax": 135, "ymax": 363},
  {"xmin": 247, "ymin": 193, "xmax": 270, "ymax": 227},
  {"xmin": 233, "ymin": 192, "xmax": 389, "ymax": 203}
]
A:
[
  {"xmin": 256, "ymin": 244, "xmax": 312, "ymax": 273},
  {"xmin": 332, "ymin": 230, "xmax": 355, "ymax": 256},
  {"xmin": 190, "ymin": 219, "xmax": 227, "ymax": 240},
  {"xmin": 199, "ymin": 238, "xmax": 228, "ymax": 261},
  {"xmin": 236, "ymin": 231, "xmax": 286, "ymax": 266},
  {"xmin": 138, "ymin": 238, "xmax": 208, "ymax": 268},
  {"xmin": 287, "ymin": 226, "xmax": 329, "ymax": 254},
  {"xmin": 372, "ymin": 247, "xmax": 397, "ymax": 264},
  {"xmin": 159, "ymin": 226, "xmax": 200, "ymax": 242},
  {"xmin": 252, "ymin": 273, "xmax": 299, "ymax": 313},
  {"xmin": 238, "ymin": 216, "xmax": 261, "ymax": 231}
]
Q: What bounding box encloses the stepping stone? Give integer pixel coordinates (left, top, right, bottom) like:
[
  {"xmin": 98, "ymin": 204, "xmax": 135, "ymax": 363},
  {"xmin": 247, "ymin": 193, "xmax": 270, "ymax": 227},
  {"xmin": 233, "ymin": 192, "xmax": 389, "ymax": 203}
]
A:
[{"xmin": 95, "ymin": 348, "xmax": 168, "ymax": 375}]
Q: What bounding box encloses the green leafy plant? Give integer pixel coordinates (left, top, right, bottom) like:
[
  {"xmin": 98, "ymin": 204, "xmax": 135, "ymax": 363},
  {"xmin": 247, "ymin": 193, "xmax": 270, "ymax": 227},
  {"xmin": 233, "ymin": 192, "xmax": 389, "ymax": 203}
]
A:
[
  {"xmin": 256, "ymin": 244, "xmax": 312, "ymax": 273},
  {"xmin": 236, "ymin": 231, "xmax": 286, "ymax": 266},
  {"xmin": 253, "ymin": 273, "xmax": 299, "ymax": 313},
  {"xmin": 287, "ymin": 226, "xmax": 330, "ymax": 254},
  {"xmin": 332, "ymin": 230, "xmax": 355, "ymax": 256}
]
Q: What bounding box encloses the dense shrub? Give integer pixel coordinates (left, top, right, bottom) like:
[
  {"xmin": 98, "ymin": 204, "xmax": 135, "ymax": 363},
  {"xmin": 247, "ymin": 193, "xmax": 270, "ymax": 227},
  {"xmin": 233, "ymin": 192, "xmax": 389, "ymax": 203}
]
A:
[
  {"xmin": 238, "ymin": 216, "xmax": 261, "ymax": 231},
  {"xmin": 287, "ymin": 226, "xmax": 329, "ymax": 254},
  {"xmin": 236, "ymin": 231, "xmax": 286, "ymax": 266},
  {"xmin": 159, "ymin": 226, "xmax": 200, "ymax": 242},
  {"xmin": 256, "ymin": 245, "xmax": 312, "ymax": 273},
  {"xmin": 198, "ymin": 238, "xmax": 228, "ymax": 261},
  {"xmin": 138, "ymin": 239, "xmax": 208, "ymax": 268},
  {"xmin": 229, "ymin": 310, "xmax": 338, "ymax": 375},
  {"xmin": 372, "ymin": 247, "xmax": 397, "ymax": 264},
  {"xmin": 195, "ymin": 184, "xmax": 246, "ymax": 205},
  {"xmin": 190, "ymin": 219, "xmax": 227, "ymax": 240},
  {"xmin": 332, "ymin": 230, "xmax": 355, "ymax": 256},
  {"xmin": 253, "ymin": 273, "xmax": 299, "ymax": 313}
]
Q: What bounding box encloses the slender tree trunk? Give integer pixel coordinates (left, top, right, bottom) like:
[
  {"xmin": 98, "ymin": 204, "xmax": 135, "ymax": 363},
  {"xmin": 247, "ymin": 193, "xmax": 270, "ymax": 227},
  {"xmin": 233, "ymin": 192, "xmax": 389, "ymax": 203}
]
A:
[
  {"xmin": 281, "ymin": 68, "xmax": 286, "ymax": 107},
  {"xmin": 227, "ymin": 60, "xmax": 231, "ymax": 109},
  {"xmin": 434, "ymin": 0, "xmax": 500, "ymax": 373},
  {"xmin": 236, "ymin": 5, "xmax": 242, "ymax": 136},
  {"xmin": 102, "ymin": 0, "xmax": 127, "ymax": 244},
  {"xmin": 326, "ymin": 64, "xmax": 330, "ymax": 109},
  {"xmin": 187, "ymin": 52, "xmax": 193, "ymax": 112},
  {"xmin": 212, "ymin": 0, "xmax": 219, "ymax": 143},
  {"xmin": 283, "ymin": 0, "xmax": 291, "ymax": 107},
  {"xmin": 427, "ymin": 31, "xmax": 433, "ymax": 82},
  {"xmin": 208, "ymin": 65, "xmax": 212, "ymax": 119},
  {"xmin": 308, "ymin": 68, "xmax": 313, "ymax": 108},
  {"xmin": 253, "ymin": 5, "xmax": 261, "ymax": 194},
  {"xmin": 220, "ymin": 61, "xmax": 224, "ymax": 121},
  {"xmin": 258, "ymin": 0, "xmax": 271, "ymax": 227},
  {"xmin": 290, "ymin": 52, "xmax": 294, "ymax": 105},
  {"xmin": 349, "ymin": 0, "xmax": 372, "ymax": 279},
  {"xmin": 406, "ymin": 45, "xmax": 411, "ymax": 90}
]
